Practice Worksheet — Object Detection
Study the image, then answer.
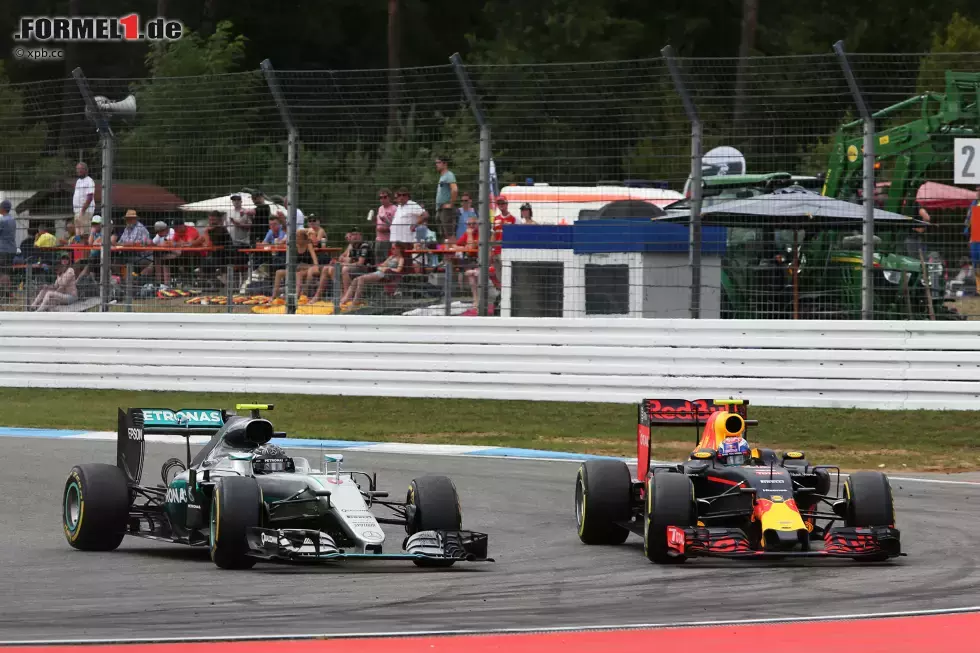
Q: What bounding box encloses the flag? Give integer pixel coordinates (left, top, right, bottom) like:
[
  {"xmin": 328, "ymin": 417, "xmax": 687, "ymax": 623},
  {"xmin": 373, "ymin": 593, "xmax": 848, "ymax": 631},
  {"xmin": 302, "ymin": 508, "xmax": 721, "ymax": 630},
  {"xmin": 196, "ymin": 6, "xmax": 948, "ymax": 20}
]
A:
[{"xmin": 489, "ymin": 158, "xmax": 499, "ymax": 214}]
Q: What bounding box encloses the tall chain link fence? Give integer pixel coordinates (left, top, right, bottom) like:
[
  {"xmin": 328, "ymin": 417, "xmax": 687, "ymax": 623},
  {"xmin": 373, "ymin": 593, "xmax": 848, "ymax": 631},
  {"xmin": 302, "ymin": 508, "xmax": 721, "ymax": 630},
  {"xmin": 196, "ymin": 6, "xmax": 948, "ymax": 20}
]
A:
[{"xmin": 1, "ymin": 50, "xmax": 979, "ymax": 319}]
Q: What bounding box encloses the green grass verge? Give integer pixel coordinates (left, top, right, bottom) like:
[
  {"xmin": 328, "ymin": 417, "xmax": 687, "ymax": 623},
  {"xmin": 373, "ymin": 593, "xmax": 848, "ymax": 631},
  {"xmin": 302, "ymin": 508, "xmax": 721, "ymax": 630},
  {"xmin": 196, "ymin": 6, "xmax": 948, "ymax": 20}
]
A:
[{"xmin": 2, "ymin": 388, "xmax": 977, "ymax": 472}]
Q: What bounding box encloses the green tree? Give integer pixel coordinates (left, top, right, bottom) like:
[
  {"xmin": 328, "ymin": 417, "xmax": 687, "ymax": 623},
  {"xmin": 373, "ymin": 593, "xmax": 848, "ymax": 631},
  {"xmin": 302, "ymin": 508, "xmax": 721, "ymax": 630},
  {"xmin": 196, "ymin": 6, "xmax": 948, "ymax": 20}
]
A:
[
  {"xmin": 0, "ymin": 61, "xmax": 66, "ymax": 190},
  {"xmin": 917, "ymin": 12, "xmax": 980, "ymax": 94}
]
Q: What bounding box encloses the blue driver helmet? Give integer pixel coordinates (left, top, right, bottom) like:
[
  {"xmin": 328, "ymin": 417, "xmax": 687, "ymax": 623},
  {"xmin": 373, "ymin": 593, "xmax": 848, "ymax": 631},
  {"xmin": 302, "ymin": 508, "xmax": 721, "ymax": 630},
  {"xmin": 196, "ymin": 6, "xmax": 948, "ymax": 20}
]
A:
[{"xmin": 718, "ymin": 436, "xmax": 750, "ymax": 466}]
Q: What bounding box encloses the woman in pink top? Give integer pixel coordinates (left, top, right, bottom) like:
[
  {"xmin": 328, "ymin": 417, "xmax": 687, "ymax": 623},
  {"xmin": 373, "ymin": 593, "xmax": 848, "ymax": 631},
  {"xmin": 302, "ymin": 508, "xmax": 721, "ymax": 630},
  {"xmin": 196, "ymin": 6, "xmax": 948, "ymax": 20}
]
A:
[
  {"xmin": 375, "ymin": 188, "xmax": 397, "ymax": 263},
  {"xmin": 32, "ymin": 253, "xmax": 78, "ymax": 311}
]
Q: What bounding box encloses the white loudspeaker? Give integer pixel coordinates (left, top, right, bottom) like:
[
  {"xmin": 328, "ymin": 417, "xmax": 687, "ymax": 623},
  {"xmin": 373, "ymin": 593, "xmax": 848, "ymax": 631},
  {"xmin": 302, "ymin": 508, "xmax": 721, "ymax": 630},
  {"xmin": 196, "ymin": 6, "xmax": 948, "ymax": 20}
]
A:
[{"xmin": 87, "ymin": 94, "xmax": 137, "ymax": 120}]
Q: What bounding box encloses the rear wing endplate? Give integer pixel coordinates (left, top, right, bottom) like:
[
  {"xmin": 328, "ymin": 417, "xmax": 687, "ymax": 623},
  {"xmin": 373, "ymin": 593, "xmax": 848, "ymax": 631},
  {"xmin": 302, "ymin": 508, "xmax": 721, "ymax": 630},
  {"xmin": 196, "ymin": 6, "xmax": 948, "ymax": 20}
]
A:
[{"xmin": 116, "ymin": 407, "xmax": 228, "ymax": 485}]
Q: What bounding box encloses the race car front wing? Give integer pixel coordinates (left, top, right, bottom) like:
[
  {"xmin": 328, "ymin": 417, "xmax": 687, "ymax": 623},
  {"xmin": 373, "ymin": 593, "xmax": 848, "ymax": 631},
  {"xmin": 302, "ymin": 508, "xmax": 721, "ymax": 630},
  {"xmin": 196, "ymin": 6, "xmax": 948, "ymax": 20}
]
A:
[
  {"xmin": 245, "ymin": 527, "xmax": 494, "ymax": 563},
  {"xmin": 665, "ymin": 525, "xmax": 903, "ymax": 560}
]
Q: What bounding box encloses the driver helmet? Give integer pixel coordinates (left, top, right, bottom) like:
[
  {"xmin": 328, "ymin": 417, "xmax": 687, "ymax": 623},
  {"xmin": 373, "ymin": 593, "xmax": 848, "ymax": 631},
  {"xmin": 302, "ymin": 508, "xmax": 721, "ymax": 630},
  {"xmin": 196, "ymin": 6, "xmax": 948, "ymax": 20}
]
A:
[
  {"xmin": 718, "ymin": 436, "xmax": 750, "ymax": 466},
  {"xmin": 252, "ymin": 443, "xmax": 294, "ymax": 474}
]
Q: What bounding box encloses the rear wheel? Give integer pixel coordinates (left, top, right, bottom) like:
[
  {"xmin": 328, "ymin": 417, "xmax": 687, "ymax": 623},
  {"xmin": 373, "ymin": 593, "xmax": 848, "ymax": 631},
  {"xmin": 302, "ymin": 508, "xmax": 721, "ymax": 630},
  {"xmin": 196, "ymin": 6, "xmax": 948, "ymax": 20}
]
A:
[
  {"xmin": 575, "ymin": 460, "xmax": 631, "ymax": 545},
  {"xmin": 209, "ymin": 476, "xmax": 261, "ymax": 570},
  {"xmin": 63, "ymin": 464, "xmax": 130, "ymax": 551},
  {"xmin": 406, "ymin": 476, "xmax": 463, "ymax": 567},
  {"xmin": 644, "ymin": 472, "xmax": 696, "ymax": 564}
]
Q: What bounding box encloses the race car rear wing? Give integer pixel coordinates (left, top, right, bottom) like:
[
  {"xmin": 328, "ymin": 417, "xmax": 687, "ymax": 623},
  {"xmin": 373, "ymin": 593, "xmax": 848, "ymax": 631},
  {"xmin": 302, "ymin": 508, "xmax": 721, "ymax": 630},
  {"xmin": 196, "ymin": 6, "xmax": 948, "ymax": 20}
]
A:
[
  {"xmin": 116, "ymin": 407, "xmax": 228, "ymax": 484},
  {"xmin": 636, "ymin": 398, "xmax": 756, "ymax": 479}
]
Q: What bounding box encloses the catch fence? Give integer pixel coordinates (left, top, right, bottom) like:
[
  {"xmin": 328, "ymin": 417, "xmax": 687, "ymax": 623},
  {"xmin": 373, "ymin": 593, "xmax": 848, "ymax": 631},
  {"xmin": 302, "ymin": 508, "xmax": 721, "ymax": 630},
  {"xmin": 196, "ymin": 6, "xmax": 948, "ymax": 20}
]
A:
[{"xmin": 1, "ymin": 48, "xmax": 979, "ymax": 320}]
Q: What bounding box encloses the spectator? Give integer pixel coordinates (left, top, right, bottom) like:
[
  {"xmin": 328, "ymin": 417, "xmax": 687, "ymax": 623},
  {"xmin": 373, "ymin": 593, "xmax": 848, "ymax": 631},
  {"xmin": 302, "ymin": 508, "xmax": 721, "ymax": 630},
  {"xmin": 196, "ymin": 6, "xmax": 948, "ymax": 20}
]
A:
[
  {"xmin": 520, "ymin": 203, "xmax": 537, "ymax": 225},
  {"xmin": 375, "ymin": 188, "xmax": 397, "ymax": 263},
  {"xmin": 309, "ymin": 229, "xmax": 371, "ymax": 303},
  {"xmin": 262, "ymin": 215, "xmax": 288, "ymax": 245},
  {"xmin": 202, "ymin": 218, "xmax": 237, "ymax": 288},
  {"xmin": 966, "ymin": 186, "xmax": 980, "ymax": 292},
  {"xmin": 73, "ymin": 162, "xmax": 95, "ymax": 237},
  {"xmin": 456, "ymin": 217, "xmax": 482, "ymax": 306},
  {"xmin": 147, "ymin": 221, "xmax": 176, "ymax": 287},
  {"xmin": 272, "ymin": 195, "xmax": 305, "ymax": 229},
  {"xmin": 34, "ymin": 223, "xmax": 56, "ymax": 248},
  {"xmin": 31, "ymin": 252, "xmax": 77, "ymax": 311},
  {"xmin": 456, "ymin": 192, "xmax": 477, "ymax": 240},
  {"xmin": 338, "ymin": 241, "xmax": 405, "ymax": 310},
  {"xmin": 434, "ymin": 155, "xmax": 458, "ymax": 242},
  {"xmin": 270, "ymin": 228, "xmax": 319, "ymax": 301},
  {"xmin": 0, "ymin": 199, "xmax": 15, "ymax": 300},
  {"xmin": 113, "ymin": 209, "xmax": 151, "ymax": 246},
  {"xmin": 306, "ymin": 214, "xmax": 326, "ymax": 246},
  {"xmin": 59, "ymin": 218, "xmax": 86, "ymax": 264},
  {"xmin": 389, "ymin": 187, "xmax": 427, "ymax": 247},
  {"xmin": 249, "ymin": 191, "xmax": 271, "ymax": 244},
  {"xmin": 225, "ymin": 194, "xmax": 251, "ymax": 247},
  {"xmin": 76, "ymin": 215, "xmax": 102, "ymax": 283},
  {"xmin": 493, "ymin": 196, "xmax": 516, "ymax": 232},
  {"xmin": 112, "ymin": 209, "xmax": 152, "ymax": 277},
  {"xmin": 905, "ymin": 203, "xmax": 930, "ymax": 259}
]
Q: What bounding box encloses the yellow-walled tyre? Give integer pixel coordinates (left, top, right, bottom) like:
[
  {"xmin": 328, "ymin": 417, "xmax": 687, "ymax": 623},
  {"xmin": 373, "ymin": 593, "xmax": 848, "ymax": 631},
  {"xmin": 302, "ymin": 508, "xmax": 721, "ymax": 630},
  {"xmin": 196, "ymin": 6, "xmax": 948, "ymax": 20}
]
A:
[
  {"xmin": 406, "ymin": 475, "xmax": 462, "ymax": 568},
  {"xmin": 575, "ymin": 460, "xmax": 631, "ymax": 545},
  {"xmin": 209, "ymin": 476, "xmax": 261, "ymax": 570},
  {"xmin": 643, "ymin": 472, "xmax": 695, "ymax": 564},
  {"xmin": 63, "ymin": 464, "xmax": 129, "ymax": 552}
]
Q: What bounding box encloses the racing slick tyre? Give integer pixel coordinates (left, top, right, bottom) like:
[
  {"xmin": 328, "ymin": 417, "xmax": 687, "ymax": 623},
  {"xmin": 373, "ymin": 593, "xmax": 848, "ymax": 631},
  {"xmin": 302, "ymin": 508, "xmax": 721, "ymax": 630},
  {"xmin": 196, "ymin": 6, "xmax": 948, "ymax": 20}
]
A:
[
  {"xmin": 63, "ymin": 464, "xmax": 130, "ymax": 551},
  {"xmin": 644, "ymin": 472, "xmax": 696, "ymax": 564},
  {"xmin": 209, "ymin": 476, "xmax": 261, "ymax": 570},
  {"xmin": 844, "ymin": 471, "xmax": 895, "ymax": 528},
  {"xmin": 406, "ymin": 476, "xmax": 462, "ymax": 567},
  {"xmin": 575, "ymin": 460, "xmax": 631, "ymax": 545}
]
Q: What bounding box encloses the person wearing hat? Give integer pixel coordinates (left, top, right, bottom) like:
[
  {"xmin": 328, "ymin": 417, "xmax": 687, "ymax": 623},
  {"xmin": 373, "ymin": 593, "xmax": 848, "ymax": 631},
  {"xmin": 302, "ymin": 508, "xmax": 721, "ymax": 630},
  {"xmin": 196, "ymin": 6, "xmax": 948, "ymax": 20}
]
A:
[
  {"xmin": 31, "ymin": 251, "xmax": 78, "ymax": 311},
  {"xmin": 226, "ymin": 194, "xmax": 251, "ymax": 247},
  {"xmin": 112, "ymin": 209, "xmax": 150, "ymax": 246},
  {"xmin": 519, "ymin": 203, "xmax": 536, "ymax": 225},
  {"xmin": 0, "ymin": 199, "xmax": 16, "ymax": 300}
]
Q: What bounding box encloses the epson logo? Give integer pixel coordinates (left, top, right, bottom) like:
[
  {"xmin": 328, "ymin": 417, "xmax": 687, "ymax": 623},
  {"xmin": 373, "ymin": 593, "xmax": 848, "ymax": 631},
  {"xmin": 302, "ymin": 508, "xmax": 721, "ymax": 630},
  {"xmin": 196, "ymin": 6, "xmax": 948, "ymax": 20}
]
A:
[
  {"xmin": 261, "ymin": 533, "xmax": 278, "ymax": 546},
  {"xmin": 127, "ymin": 428, "xmax": 142, "ymax": 440}
]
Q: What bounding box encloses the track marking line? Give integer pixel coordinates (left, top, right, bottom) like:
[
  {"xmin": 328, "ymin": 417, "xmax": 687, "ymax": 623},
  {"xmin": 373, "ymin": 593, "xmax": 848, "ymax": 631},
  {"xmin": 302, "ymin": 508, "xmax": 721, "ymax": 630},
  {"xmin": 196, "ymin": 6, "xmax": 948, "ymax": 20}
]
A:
[{"xmin": 1, "ymin": 605, "xmax": 979, "ymax": 646}]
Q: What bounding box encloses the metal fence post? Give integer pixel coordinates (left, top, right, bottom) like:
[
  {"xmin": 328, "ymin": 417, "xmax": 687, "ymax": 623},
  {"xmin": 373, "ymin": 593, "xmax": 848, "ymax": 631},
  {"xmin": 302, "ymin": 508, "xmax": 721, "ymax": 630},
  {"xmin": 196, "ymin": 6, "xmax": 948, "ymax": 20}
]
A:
[
  {"xmin": 834, "ymin": 41, "xmax": 874, "ymax": 320},
  {"xmin": 261, "ymin": 60, "xmax": 299, "ymax": 315},
  {"xmin": 450, "ymin": 53, "xmax": 491, "ymax": 317},
  {"xmin": 73, "ymin": 67, "xmax": 114, "ymax": 313},
  {"xmin": 662, "ymin": 46, "xmax": 703, "ymax": 319}
]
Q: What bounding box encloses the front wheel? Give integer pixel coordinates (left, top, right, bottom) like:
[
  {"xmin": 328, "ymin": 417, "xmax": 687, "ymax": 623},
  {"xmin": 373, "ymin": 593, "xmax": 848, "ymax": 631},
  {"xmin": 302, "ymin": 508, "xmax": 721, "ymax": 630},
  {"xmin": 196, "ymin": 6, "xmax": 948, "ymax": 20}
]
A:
[
  {"xmin": 63, "ymin": 464, "xmax": 130, "ymax": 551},
  {"xmin": 644, "ymin": 473, "xmax": 696, "ymax": 564},
  {"xmin": 209, "ymin": 476, "xmax": 261, "ymax": 570},
  {"xmin": 406, "ymin": 475, "xmax": 462, "ymax": 567}
]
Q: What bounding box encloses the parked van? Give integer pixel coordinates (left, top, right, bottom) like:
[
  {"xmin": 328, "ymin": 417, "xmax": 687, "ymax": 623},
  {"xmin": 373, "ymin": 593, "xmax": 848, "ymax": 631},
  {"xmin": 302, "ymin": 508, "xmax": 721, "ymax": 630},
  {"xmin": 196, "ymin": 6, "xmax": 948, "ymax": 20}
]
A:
[{"xmin": 497, "ymin": 183, "xmax": 683, "ymax": 225}]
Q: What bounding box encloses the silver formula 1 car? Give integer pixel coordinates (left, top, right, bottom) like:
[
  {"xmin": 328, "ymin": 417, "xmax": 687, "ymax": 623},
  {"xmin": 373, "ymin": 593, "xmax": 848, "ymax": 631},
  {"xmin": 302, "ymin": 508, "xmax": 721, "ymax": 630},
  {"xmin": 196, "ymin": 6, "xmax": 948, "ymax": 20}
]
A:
[{"xmin": 62, "ymin": 403, "xmax": 492, "ymax": 569}]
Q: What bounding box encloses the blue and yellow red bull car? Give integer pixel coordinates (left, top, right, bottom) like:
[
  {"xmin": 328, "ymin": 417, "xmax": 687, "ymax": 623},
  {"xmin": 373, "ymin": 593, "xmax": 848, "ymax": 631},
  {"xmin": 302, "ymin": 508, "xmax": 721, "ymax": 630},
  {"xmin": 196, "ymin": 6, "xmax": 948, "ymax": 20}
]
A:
[{"xmin": 574, "ymin": 398, "xmax": 903, "ymax": 563}]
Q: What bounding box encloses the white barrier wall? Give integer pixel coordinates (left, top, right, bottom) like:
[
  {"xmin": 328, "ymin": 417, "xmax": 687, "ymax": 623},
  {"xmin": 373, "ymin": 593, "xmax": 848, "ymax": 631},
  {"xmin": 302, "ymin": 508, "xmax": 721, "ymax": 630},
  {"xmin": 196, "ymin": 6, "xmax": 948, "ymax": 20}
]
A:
[{"xmin": 1, "ymin": 313, "xmax": 979, "ymax": 410}]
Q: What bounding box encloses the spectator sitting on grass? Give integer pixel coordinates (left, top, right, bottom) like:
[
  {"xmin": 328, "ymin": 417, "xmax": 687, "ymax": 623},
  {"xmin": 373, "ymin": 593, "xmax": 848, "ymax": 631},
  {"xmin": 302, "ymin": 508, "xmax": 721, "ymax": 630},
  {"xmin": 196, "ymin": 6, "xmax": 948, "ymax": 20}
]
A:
[
  {"xmin": 30, "ymin": 252, "xmax": 77, "ymax": 311},
  {"xmin": 337, "ymin": 241, "xmax": 404, "ymax": 310},
  {"xmin": 269, "ymin": 227, "xmax": 318, "ymax": 301}
]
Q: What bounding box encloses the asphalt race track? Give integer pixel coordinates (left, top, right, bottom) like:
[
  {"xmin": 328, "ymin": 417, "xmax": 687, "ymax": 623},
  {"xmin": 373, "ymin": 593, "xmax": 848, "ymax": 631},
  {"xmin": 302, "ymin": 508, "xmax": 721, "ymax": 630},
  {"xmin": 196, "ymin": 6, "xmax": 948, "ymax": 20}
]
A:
[{"xmin": 1, "ymin": 436, "xmax": 979, "ymax": 642}]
